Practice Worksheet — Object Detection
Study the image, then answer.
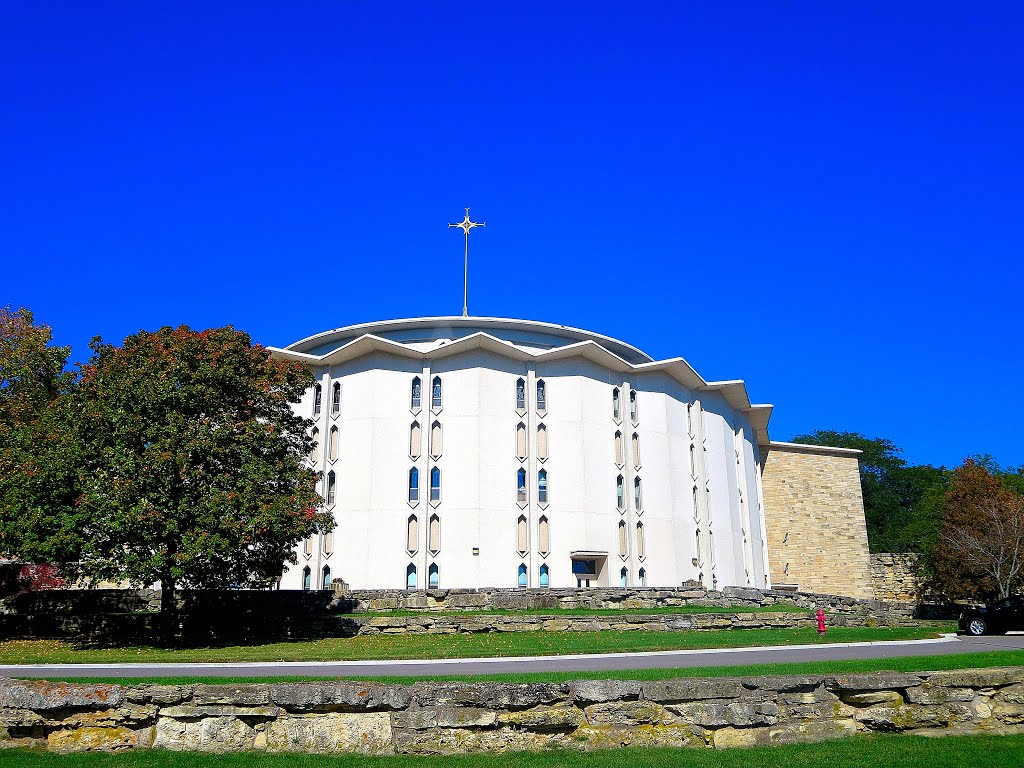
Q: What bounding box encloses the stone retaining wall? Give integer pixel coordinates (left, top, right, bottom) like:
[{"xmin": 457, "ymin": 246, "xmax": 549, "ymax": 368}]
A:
[
  {"xmin": 0, "ymin": 586, "xmax": 914, "ymax": 644},
  {"xmin": 871, "ymin": 554, "xmax": 922, "ymax": 603},
  {"xmin": 4, "ymin": 668, "xmax": 1024, "ymax": 754}
]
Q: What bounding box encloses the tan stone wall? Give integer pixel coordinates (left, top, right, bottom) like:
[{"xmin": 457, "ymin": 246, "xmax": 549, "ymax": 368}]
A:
[
  {"xmin": 762, "ymin": 444, "xmax": 872, "ymax": 599},
  {"xmin": 871, "ymin": 553, "xmax": 922, "ymax": 603}
]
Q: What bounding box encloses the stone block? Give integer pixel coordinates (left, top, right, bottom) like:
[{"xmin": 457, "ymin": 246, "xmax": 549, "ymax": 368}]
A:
[
  {"xmin": 769, "ymin": 718, "xmax": 857, "ymax": 744},
  {"xmin": 270, "ymin": 681, "xmax": 410, "ymax": 711},
  {"xmin": 829, "ymin": 673, "xmax": 922, "ymax": 692},
  {"xmin": 392, "ymin": 707, "xmax": 497, "ymax": 730},
  {"xmin": 125, "ymin": 685, "xmax": 193, "ymax": 706},
  {"xmin": 641, "ymin": 679, "xmax": 744, "ymax": 702},
  {"xmin": 266, "ymin": 712, "xmax": 392, "ymax": 754},
  {"xmin": 571, "ymin": 679, "xmax": 642, "ymax": 704},
  {"xmin": 997, "ymin": 683, "xmax": 1024, "ymax": 704},
  {"xmin": 712, "ymin": 726, "xmax": 771, "ymax": 749},
  {"xmin": 154, "ymin": 715, "xmax": 256, "ymax": 752},
  {"xmin": 572, "ymin": 724, "xmax": 705, "ymax": 749},
  {"xmin": 192, "ymin": 684, "xmax": 271, "ymax": 706},
  {"xmin": 585, "ymin": 700, "xmax": 676, "ymax": 726},
  {"xmin": 411, "ymin": 682, "xmax": 568, "ymax": 709},
  {"xmin": 925, "ymin": 668, "xmax": 1024, "ymax": 689},
  {"xmin": 47, "ymin": 726, "xmax": 136, "ymax": 752},
  {"xmin": 496, "ymin": 703, "xmax": 584, "ymax": 730},
  {"xmin": 0, "ymin": 679, "xmax": 124, "ymax": 711},
  {"xmin": 904, "ymin": 685, "xmax": 975, "ymax": 705},
  {"xmin": 840, "ymin": 690, "xmax": 903, "ymax": 706}
]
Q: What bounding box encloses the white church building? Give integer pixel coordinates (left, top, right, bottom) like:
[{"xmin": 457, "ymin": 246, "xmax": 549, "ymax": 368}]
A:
[{"xmin": 266, "ymin": 315, "xmax": 823, "ymax": 594}]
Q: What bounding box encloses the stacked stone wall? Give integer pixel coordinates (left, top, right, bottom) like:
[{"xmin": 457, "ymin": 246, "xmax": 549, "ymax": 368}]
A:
[
  {"xmin": 4, "ymin": 669, "xmax": 1024, "ymax": 754},
  {"xmin": 0, "ymin": 587, "xmax": 913, "ymax": 644},
  {"xmin": 761, "ymin": 444, "xmax": 873, "ymax": 599},
  {"xmin": 871, "ymin": 554, "xmax": 922, "ymax": 603}
]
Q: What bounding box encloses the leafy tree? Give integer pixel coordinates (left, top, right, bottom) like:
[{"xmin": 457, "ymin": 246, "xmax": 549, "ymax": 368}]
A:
[
  {"xmin": 57, "ymin": 325, "xmax": 331, "ymax": 641},
  {"xmin": 790, "ymin": 430, "xmax": 947, "ymax": 553},
  {"xmin": 0, "ymin": 307, "xmax": 83, "ymax": 566},
  {"xmin": 931, "ymin": 460, "xmax": 1024, "ymax": 600}
]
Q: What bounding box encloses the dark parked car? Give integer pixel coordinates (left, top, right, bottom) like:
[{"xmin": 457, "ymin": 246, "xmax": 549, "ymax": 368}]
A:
[{"xmin": 959, "ymin": 596, "xmax": 1024, "ymax": 636}]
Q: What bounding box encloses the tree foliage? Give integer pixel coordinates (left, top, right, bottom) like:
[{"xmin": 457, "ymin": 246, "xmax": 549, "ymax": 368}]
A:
[
  {"xmin": 1, "ymin": 316, "xmax": 334, "ymax": 640},
  {"xmin": 69, "ymin": 326, "xmax": 333, "ymax": 595},
  {"xmin": 0, "ymin": 307, "xmax": 83, "ymax": 564},
  {"xmin": 931, "ymin": 460, "xmax": 1024, "ymax": 600}
]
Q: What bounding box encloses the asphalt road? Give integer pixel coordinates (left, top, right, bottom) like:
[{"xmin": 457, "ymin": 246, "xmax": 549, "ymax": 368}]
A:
[{"xmin": 3, "ymin": 634, "xmax": 1023, "ymax": 679}]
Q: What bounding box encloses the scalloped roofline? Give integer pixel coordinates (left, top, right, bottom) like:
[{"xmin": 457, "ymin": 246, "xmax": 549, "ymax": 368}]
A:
[
  {"xmin": 269, "ymin": 325, "xmax": 774, "ymax": 445},
  {"xmin": 282, "ymin": 316, "xmax": 655, "ymax": 365}
]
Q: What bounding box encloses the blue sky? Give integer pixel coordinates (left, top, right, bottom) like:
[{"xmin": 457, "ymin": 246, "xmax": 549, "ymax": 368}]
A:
[{"xmin": 2, "ymin": 3, "xmax": 1022, "ymax": 469}]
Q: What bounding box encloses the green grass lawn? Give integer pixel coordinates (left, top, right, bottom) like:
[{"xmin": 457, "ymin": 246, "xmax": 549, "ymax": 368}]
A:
[
  {"xmin": 3, "ymin": 734, "xmax": 1024, "ymax": 767},
  {"xmin": 25, "ymin": 648, "xmax": 1024, "ymax": 686},
  {"xmin": 0, "ymin": 625, "xmax": 951, "ymax": 665}
]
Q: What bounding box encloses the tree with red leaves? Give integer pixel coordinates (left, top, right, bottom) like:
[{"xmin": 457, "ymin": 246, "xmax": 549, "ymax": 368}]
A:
[{"xmin": 931, "ymin": 460, "xmax": 1024, "ymax": 600}]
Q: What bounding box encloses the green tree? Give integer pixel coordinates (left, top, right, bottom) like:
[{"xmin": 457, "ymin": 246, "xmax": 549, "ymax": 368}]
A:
[
  {"xmin": 0, "ymin": 307, "xmax": 84, "ymax": 566},
  {"xmin": 789, "ymin": 430, "xmax": 947, "ymax": 553},
  {"xmin": 69, "ymin": 325, "xmax": 333, "ymax": 641},
  {"xmin": 931, "ymin": 459, "xmax": 1024, "ymax": 600}
]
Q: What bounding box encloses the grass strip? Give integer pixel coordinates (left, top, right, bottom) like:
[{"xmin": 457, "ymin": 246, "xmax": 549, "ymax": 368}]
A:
[
  {"xmin": 0, "ymin": 626, "xmax": 951, "ymax": 665},
  {"xmin": 21, "ymin": 648, "xmax": 1024, "ymax": 686},
  {"xmin": 2, "ymin": 733, "xmax": 1024, "ymax": 767}
]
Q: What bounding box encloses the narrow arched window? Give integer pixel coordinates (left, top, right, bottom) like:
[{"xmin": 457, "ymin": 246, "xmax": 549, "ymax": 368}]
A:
[
  {"xmin": 516, "ymin": 468, "xmax": 527, "ymax": 503},
  {"xmin": 536, "ymin": 379, "xmax": 547, "ymax": 411},
  {"xmin": 516, "ymin": 423, "xmax": 527, "ymax": 461},
  {"xmin": 428, "ymin": 514, "xmax": 440, "ymax": 554},
  {"xmin": 406, "ymin": 563, "xmax": 417, "ymax": 589},
  {"xmin": 637, "ymin": 522, "xmax": 646, "ymax": 559},
  {"xmin": 331, "ymin": 382, "xmax": 341, "ymax": 415},
  {"xmin": 538, "ymin": 469, "xmax": 548, "ymax": 503},
  {"xmin": 303, "ymin": 536, "xmax": 313, "ymax": 557},
  {"xmin": 407, "ymin": 515, "xmax": 418, "ymax": 553},
  {"xmin": 302, "ymin": 566, "xmax": 311, "ymax": 591},
  {"xmin": 629, "ymin": 390, "xmax": 638, "ymax": 422},
  {"xmin": 430, "ymin": 421, "xmax": 442, "ymax": 459},
  {"xmin": 410, "ymin": 422, "xmax": 421, "ymax": 459},
  {"xmin": 408, "ymin": 467, "xmax": 419, "ymax": 502},
  {"xmin": 430, "ymin": 467, "xmax": 441, "ymax": 502},
  {"xmin": 616, "ymin": 475, "xmax": 625, "ymax": 510},
  {"xmin": 539, "ymin": 564, "xmax": 550, "ymax": 587},
  {"xmin": 411, "ymin": 377, "xmax": 421, "ymax": 409},
  {"xmin": 321, "ymin": 566, "xmax": 331, "ymax": 590},
  {"xmin": 538, "ymin": 516, "xmax": 550, "ymax": 556},
  {"xmin": 428, "ymin": 563, "xmax": 439, "ymax": 589},
  {"xmin": 618, "ymin": 520, "xmax": 627, "ymax": 558},
  {"xmin": 633, "ymin": 476, "xmax": 642, "ymax": 511},
  {"xmin": 518, "ymin": 563, "xmax": 528, "ymax": 588},
  {"xmin": 328, "ymin": 425, "xmax": 339, "ymax": 462},
  {"xmin": 323, "ymin": 531, "xmax": 334, "ymax": 556},
  {"xmin": 310, "ymin": 427, "xmax": 320, "ymax": 464},
  {"xmin": 690, "ymin": 443, "xmax": 696, "ymax": 475},
  {"xmin": 632, "ymin": 433, "xmax": 640, "ymax": 467},
  {"xmin": 614, "ymin": 431, "xmax": 623, "ymax": 466},
  {"xmin": 517, "ymin": 515, "xmax": 528, "ymax": 555},
  {"xmin": 638, "ymin": 568, "xmax": 646, "ymax": 587},
  {"xmin": 537, "ymin": 423, "xmax": 548, "ymax": 461},
  {"xmin": 326, "ymin": 470, "xmax": 337, "ymax": 506},
  {"xmin": 431, "ymin": 376, "xmax": 442, "ymax": 409},
  {"xmin": 692, "ymin": 484, "xmax": 699, "ymax": 514},
  {"xmin": 612, "ymin": 388, "xmax": 620, "ymax": 420},
  {"xmin": 313, "ymin": 384, "xmax": 322, "ymax": 417},
  {"xmin": 620, "ymin": 567, "xmax": 628, "ymax": 588},
  {"xmin": 515, "ymin": 378, "xmax": 526, "ymax": 410}
]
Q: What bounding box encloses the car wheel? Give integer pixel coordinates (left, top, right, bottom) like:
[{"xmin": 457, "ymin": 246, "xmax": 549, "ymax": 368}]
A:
[{"xmin": 967, "ymin": 618, "xmax": 988, "ymax": 636}]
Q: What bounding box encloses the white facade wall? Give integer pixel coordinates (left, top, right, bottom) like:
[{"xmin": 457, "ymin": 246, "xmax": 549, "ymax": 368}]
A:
[{"xmin": 275, "ymin": 318, "xmax": 771, "ymax": 592}]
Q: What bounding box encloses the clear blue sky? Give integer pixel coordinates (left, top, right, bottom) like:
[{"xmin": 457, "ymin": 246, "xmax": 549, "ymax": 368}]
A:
[{"xmin": 3, "ymin": 3, "xmax": 1022, "ymax": 469}]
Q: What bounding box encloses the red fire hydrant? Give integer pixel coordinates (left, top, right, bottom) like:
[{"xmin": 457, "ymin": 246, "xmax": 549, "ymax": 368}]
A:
[{"xmin": 816, "ymin": 609, "xmax": 827, "ymax": 637}]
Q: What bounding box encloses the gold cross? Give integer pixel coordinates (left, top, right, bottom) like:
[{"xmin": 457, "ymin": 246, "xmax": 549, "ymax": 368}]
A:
[{"xmin": 449, "ymin": 207, "xmax": 485, "ymax": 317}]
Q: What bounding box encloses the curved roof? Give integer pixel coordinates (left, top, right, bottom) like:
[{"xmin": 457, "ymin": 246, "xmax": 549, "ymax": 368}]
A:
[
  {"xmin": 269, "ymin": 315, "xmax": 773, "ymax": 445},
  {"xmin": 281, "ymin": 316, "xmax": 655, "ymax": 365}
]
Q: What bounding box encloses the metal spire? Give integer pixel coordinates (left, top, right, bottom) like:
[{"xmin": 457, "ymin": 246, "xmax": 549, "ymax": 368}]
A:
[{"xmin": 448, "ymin": 207, "xmax": 485, "ymax": 317}]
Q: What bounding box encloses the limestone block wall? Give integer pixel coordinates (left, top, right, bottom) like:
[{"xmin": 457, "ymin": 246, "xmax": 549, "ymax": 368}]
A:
[
  {"xmin": 4, "ymin": 669, "xmax": 1024, "ymax": 754},
  {"xmin": 761, "ymin": 443, "xmax": 872, "ymax": 599},
  {"xmin": 871, "ymin": 553, "xmax": 922, "ymax": 603}
]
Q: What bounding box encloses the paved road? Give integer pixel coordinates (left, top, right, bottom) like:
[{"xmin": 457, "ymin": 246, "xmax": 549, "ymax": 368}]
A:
[{"xmin": 3, "ymin": 634, "xmax": 1023, "ymax": 679}]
